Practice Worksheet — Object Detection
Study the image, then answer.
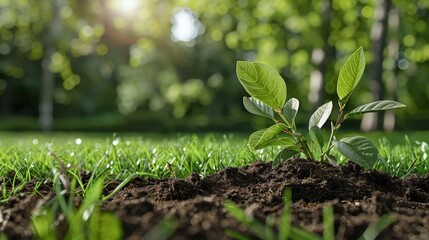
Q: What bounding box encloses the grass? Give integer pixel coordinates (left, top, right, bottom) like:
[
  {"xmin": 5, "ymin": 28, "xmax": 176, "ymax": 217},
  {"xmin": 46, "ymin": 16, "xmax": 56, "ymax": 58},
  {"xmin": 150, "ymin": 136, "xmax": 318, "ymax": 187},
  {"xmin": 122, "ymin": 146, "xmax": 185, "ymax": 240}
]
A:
[
  {"xmin": 1, "ymin": 131, "xmax": 428, "ymax": 196},
  {"xmin": 224, "ymin": 188, "xmax": 395, "ymax": 240},
  {"xmin": 0, "ymin": 131, "xmax": 428, "ymax": 239}
]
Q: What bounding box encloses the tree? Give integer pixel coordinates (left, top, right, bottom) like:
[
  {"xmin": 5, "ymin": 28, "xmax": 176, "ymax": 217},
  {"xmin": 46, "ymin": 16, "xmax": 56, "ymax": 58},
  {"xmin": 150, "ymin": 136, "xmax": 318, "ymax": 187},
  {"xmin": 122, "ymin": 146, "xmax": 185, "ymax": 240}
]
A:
[
  {"xmin": 39, "ymin": 0, "xmax": 63, "ymax": 131},
  {"xmin": 361, "ymin": 0, "xmax": 391, "ymax": 131}
]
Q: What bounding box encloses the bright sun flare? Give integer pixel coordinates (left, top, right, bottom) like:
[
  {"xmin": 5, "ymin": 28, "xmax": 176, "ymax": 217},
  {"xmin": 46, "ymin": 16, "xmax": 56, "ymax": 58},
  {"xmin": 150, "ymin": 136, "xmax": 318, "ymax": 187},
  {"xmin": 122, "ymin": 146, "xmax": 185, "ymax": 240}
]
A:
[{"xmin": 117, "ymin": 0, "xmax": 140, "ymax": 14}]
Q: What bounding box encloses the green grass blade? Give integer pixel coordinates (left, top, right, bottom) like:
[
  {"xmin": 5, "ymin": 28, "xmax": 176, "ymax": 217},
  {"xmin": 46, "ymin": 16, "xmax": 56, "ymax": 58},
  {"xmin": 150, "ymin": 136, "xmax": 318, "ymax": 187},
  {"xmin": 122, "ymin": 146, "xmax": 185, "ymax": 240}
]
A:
[
  {"xmin": 358, "ymin": 214, "xmax": 396, "ymax": 240},
  {"xmin": 323, "ymin": 205, "xmax": 335, "ymax": 240},
  {"xmin": 279, "ymin": 188, "xmax": 292, "ymax": 240},
  {"xmin": 224, "ymin": 200, "xmax": 272, "ymax": 240},
  {"xmin": 289, "ymin": 226, "xmax": 323, "ymax": 240},
  {"xmin": 225, "ymin": 230, "xmax": 251, "ymax": 240},
  {"xmin": 142, "ymin": 218, "xmax": 178, "ymax": 240}
]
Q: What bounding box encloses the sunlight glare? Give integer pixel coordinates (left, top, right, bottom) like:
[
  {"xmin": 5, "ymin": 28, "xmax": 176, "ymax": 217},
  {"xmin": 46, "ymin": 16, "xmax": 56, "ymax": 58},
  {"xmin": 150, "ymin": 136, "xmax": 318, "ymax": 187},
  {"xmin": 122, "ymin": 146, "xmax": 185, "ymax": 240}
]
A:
[
  {"xmin": 117, "ymin": 0, "xmax": 140, "ymax": 14},
  {"xmin": 171, "ymin": 8, "xmax": 199, "ymax": 43}
]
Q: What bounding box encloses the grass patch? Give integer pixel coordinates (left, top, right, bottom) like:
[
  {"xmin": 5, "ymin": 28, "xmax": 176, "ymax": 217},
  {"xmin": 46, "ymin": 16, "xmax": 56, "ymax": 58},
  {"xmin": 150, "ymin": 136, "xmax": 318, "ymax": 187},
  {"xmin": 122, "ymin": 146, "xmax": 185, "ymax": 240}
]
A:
[
  {"xmin": 0, "ymin": 131, "xmax": 428, "ymax": 201},
  {"xmin": 0, "ymin": 131, "xmax": 427, "ymax": 239}
]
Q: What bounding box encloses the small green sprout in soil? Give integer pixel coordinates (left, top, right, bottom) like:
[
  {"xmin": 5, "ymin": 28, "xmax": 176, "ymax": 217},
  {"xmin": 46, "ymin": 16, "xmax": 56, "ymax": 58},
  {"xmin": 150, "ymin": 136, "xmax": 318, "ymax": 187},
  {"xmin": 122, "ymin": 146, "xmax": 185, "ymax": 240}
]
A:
[
  {"xmin": 236, "ymin": 47, "xmax": 406, "ymax": 169},
  {"xmin": 224, "ymin": 188, "xmax": 395, "ymax": 240}
]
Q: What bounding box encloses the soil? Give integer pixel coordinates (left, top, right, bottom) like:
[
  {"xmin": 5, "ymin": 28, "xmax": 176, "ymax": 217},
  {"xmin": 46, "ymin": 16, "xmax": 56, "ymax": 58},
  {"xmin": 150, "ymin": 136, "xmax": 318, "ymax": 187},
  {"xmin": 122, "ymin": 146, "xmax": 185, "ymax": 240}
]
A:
[{"xmin": 1, "ymin": 158, "xmax": 429, "ymax": 239}]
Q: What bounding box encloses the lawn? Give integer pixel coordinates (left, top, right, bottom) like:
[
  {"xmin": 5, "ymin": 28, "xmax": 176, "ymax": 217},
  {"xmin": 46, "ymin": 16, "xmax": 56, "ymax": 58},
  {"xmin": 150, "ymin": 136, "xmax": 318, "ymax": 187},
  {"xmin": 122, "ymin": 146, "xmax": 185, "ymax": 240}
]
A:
[
  {"xmin": 1, "ymin": 131, "xmax": 429, "ymax": 239},
  {"xmin": 1, "ymin": 131, "xmax": 428, "ymax": 184}
]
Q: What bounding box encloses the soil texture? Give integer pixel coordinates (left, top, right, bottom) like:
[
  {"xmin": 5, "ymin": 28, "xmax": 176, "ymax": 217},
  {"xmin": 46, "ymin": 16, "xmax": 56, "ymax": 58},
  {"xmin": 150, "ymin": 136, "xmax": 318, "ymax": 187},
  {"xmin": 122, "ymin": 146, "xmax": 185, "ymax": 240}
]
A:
[{"xmin": 1, "ymin": 158, "xmax": 429, "ymax": 239}]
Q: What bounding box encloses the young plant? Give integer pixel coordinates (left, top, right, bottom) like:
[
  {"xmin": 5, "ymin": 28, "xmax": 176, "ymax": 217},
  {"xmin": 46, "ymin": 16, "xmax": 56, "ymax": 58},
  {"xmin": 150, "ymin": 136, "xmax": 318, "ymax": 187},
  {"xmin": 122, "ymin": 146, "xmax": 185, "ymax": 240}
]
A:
[{"xmin": 236, "ymin": 47, "xmax": 406, "ymax": 168}]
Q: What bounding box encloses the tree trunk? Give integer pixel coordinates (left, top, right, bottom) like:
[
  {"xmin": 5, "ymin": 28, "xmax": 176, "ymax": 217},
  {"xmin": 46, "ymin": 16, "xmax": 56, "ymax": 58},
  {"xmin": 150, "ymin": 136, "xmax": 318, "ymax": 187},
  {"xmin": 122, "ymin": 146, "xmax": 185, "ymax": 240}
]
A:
[
  {"xmin": 39, "ymin": 47, "xmax": 55, "ymax": 131},
  {"xmin": 39, "ymin": 0, "xmax": 63, "ymax": 131},
  {"xmin": 309, "ymin": 0, "xmax": 334, "ymax": 109},
  {"xmin": 383, "ymin": 7, "xmax": 399, "ymax": 131},
  {"xmin": 361, "ymin": 0, "xmax": 391, "ymax": 131}
]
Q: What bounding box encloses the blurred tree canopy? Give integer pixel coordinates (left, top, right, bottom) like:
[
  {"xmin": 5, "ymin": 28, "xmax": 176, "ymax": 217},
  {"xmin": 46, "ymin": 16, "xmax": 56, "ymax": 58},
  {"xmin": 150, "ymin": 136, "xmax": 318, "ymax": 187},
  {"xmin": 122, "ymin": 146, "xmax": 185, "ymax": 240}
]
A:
[{"xmin": 0, "ymin": 0, "xmax": 428, "ymax": 132}]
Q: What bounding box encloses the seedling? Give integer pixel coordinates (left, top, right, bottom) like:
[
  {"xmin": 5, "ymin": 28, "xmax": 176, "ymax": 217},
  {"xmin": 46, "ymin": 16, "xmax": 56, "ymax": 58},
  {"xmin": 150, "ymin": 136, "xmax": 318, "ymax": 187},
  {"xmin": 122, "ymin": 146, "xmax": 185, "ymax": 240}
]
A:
[{"xmin": 236, "ymin": 47, "xmax": 406, "ymax": 168}]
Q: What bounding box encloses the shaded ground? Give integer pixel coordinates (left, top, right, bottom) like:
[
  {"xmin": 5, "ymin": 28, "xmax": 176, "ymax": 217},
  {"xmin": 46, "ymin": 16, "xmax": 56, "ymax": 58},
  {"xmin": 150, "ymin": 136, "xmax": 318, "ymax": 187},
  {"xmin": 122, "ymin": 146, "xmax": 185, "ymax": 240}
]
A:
[{"xmin": 2, "ymin": 158, "xmax": 429, "ymax": 239}]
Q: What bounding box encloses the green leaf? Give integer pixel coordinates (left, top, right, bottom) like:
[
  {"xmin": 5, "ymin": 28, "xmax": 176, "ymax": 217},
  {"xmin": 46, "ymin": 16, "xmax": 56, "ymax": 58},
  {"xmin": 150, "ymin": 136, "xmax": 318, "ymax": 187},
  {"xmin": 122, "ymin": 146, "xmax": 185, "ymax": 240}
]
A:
[
  {"xmin": 309, "ymin": 101, "xmax": 333, "ymax": 130},
  {"xmin": 336, "ymin": 136, "xmax": 378, "ymax": 169},
  {"xmin": 337, "ymin": 47, "xmax": 365, "ymax": 105},
  {"xmin": 282, "ymin": 98, "xmax": 299, "ymax": 125},
  {"xmin": 309, "ymin": 126, "xmax": 324, "ymax": 150},
  {"xmin": 273, "ymin": 148, "xmax": 300, "ymax": 167},
  {"xmin": 344, "ymin": 100, "xmax": 406, "ymax": 119},
  {"xmin": 256, "ymin": 137, "xmax": 296, "ymax": 150},
  {"xmin": 236, "ymin": 61, "xmax": 287, "ymax": 110},
  {"xmin": 248, "ymin": 123, "xmax": 288, "ymax": 150},
  {"xmin": 243, "ymin": 97, "xmax": 275, "ymax": 120}
]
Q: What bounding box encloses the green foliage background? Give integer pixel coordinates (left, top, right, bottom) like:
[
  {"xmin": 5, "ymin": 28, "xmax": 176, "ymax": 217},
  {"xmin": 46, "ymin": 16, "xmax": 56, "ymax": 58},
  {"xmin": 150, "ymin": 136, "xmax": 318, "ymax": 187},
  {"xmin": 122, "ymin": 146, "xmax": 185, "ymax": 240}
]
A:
[{"xmin": 0, "ymin": 0, "xmax": 427, "ymax": 131}]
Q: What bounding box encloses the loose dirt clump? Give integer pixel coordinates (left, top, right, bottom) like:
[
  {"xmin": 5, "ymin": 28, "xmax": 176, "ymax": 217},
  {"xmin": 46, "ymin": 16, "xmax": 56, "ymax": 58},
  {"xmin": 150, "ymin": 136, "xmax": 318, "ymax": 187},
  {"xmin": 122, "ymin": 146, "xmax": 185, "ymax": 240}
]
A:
[{"xmin": 1, "ymin": 159, "xmax": 429, "ymax": 239}]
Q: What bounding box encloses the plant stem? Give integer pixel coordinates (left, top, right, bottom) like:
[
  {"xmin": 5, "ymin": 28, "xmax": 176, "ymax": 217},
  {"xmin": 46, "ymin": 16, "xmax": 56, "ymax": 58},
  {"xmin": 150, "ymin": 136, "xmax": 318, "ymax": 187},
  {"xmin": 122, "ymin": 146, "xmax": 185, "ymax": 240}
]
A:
[
  {"xmin": 299, "ymin": 137, "xmax": 315, "ymax": 160},
  {"xmin": 275, "ymin": 110, "xmax": 294, "ymax": 130},
  {"xmin": 321, "ymin": 105, "xmax": 346, "ymax": 161},
  {"xmin": 276, "ymin": 110, "xmax": 314, "ymax": 160}
]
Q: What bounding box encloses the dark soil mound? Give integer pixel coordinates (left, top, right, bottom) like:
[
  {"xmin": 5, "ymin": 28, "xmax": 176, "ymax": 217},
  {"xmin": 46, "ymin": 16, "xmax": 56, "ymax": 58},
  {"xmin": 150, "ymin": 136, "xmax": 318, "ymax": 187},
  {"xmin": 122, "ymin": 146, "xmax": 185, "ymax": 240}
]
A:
[{"xmin": 2, "ymin": 159, "xmax": 429, "ymax": 239}]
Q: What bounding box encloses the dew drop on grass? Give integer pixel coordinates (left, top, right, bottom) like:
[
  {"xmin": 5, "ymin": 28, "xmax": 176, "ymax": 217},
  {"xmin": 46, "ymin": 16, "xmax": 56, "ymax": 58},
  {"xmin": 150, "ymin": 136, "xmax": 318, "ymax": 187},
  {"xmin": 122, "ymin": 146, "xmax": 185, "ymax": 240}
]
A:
[
  {"xmin": 70, "ymin": 152, "xmax": 75, "ymax": 157},
  {"xmin": 112, "ymin": 138, "xmax": 120, "ymax": 146},
  {"xmin": 45, "ymin": 142, "xmax": 53, "ymax": 151},
  {"xmin": 32, "ymin": 139, "xmax": 39, "ymax": 145},
  {"xmin": 75, "ymin": 138, "xmax": 82, "ymax": 145},
  {"xmin": 420, "ymin": 142, "xmax": 428, "ymax": 151},
  {"xmin": 152, "ymin": 148, "xmax": 157, "ymax": 154},
  {"xmin": 126, "ymin": 141, "xmax": 131, "ymax": 146}
]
